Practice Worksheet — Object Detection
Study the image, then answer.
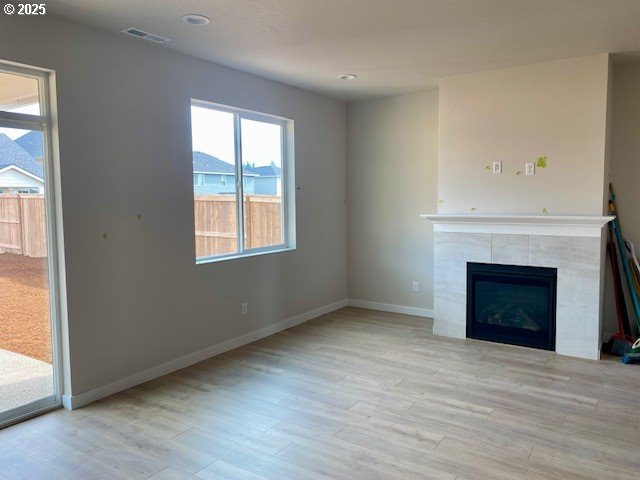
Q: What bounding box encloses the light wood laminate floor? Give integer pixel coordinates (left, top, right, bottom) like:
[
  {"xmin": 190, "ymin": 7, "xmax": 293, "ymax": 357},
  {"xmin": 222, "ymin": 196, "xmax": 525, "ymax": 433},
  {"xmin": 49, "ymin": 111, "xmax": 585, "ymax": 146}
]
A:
[{"xmin": 1, "ymin": 307, "xmax": 639, "ymax": 479}]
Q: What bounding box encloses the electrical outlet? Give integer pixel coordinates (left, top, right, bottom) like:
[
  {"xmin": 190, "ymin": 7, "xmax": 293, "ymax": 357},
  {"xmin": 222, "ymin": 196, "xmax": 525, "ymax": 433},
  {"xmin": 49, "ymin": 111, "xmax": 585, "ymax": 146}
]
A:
[
  {"xmin": 241, "ymin": 302, "xmax": 248, "ymax": 316},
  {"xmin": 412, "ymin": 282, "xmax": 419, "ymax": 293},
  {"xmin": 525, "ymin": 162, "xmax": 535, "ymax": 176},
  {"xmin": 492, "ymin": 161, "xmax": 502, "ymax": 174}
]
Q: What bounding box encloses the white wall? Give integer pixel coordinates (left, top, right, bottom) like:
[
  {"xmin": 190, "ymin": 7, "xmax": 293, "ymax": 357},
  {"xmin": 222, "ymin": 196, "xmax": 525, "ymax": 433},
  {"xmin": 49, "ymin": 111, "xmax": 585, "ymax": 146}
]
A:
[
  {"xmin": 347, "ymin": 91, "xmax": 438, "ymax": 312},
  {"xmin": 438, "ymin": 54, "xmax": 611, "ymax": 216},
  {"xmin": 0, "ymin": 15, "xmax": 347, "ymax": 398}
]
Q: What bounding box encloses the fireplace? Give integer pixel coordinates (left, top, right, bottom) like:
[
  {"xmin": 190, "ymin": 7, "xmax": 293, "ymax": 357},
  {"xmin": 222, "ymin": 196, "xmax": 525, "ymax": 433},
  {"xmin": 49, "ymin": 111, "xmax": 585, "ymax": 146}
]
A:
[
  {"xmin": 423, "ymin": 215, "xmax": 612, "ymax": 359},
  {"xmin": 466, "ymin": 262, "xmax": 557, "ymax": 350}
]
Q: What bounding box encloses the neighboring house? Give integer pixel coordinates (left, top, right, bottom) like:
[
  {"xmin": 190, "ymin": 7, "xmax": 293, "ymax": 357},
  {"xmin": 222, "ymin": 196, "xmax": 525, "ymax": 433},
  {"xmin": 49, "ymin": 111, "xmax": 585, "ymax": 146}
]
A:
[
  {"xmin": 14, "ymin": 130, "xmax": 44, "ymax": 160},
  {"xmin": 0, "ymin": 133, "xmax": 44, "ymax": 195},
  {"xmin": 192, "ymin": 151, "xmax": 283, "ymax": 196},
  {"xmin": 248, "ymin": 164, "xmax": 282, "ymax": 196},
  {"xmin": 193, "ymin": 151, "xmax": 257, "ymax": 195}
]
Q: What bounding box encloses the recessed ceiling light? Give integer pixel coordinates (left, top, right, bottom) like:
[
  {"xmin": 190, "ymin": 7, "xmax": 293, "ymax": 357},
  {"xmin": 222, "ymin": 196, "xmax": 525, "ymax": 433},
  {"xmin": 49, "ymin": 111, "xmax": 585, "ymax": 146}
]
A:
[
  {"xmin": 339, "ymin": 74, "xmax": 358, "ymax": 80},
  {"xmin": 181, "ymin": 14, "xmax": 211, "ymax": 26}
]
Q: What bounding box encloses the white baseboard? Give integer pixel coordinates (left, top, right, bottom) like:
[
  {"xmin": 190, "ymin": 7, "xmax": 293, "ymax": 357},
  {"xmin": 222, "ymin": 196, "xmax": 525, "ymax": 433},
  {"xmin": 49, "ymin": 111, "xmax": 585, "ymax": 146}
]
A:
[
  {"xmin": 62, "ymin": 299, "xmax": 348, "ymax": 410},
  {"xmin": 347, "ymin": 299, "xmax": 433, "ymax": 318}
]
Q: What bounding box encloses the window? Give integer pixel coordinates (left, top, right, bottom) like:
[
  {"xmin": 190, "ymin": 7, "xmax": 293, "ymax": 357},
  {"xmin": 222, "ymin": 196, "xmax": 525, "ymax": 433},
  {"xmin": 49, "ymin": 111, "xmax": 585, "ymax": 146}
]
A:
[
  {"xmin": 193, "ymin": 173, "xmax": 204, "ymax": 186},
  {"xmin": 191, "ymin": 100, "xmax": 294, "ymax": 262}
]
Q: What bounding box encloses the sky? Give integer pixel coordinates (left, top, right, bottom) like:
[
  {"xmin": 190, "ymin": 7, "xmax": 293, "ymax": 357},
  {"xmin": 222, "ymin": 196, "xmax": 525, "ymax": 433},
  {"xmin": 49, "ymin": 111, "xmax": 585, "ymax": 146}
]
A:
[{"xmin": 190, "ymin": 106, "xmax": 282, "ymax": 168}]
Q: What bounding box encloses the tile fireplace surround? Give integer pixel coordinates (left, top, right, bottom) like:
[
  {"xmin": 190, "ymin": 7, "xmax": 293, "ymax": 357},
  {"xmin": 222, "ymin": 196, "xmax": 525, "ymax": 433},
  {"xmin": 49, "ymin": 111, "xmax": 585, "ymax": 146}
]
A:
[{"xmin": 421, "ymin": 215, "xmax": 613, "ymax": 359}]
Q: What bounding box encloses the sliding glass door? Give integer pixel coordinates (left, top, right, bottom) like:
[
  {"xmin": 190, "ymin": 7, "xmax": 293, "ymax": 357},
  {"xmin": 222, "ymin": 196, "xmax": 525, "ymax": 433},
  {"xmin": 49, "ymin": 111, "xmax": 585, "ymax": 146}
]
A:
[{"xmin": 0, "ymin": 64, "xmax": 61, "ymax": 426}]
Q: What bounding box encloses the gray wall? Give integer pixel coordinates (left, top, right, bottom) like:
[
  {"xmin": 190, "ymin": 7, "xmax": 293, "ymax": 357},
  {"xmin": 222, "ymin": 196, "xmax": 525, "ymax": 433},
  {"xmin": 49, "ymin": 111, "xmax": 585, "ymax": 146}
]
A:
[
  {"xmin": 0, "ymin": 15, "xmax": 347, "ymax": 396},
  {"xmin": 347, "ymin": 91, "xmax": 438, "ymax": 311},
  {"xmin": 438, "ymin": 55, "xmax": 610, "ymax": 216},
  {"xmin": 611, "ymin": 63, "xmax": 640, "ymax": 258},
  {"xmin": 604, "ymin": 62, "xmax": 640, "ymax": 336}
]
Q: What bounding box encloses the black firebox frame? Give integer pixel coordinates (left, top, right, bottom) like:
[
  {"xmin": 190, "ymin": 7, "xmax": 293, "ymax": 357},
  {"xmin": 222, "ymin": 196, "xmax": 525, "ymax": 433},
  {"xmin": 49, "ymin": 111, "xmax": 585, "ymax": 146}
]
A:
[{"xmin": 466, "ymin": 262, "xmax": 557, "ymax": 351}]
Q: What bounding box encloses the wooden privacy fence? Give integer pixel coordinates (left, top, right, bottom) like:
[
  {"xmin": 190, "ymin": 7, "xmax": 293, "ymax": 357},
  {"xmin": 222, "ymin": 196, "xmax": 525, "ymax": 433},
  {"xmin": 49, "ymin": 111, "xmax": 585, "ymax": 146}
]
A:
[
  {"xmin": 0, "ymin": 194, "xmax": 47, "ymax": 258},
  {"xmin": 194, "ymin": 194, "xmax": 282, "ymax": 258},
  {"xmin": 0, "ymin": 194, "xmax": 281, "ymax": 259}
]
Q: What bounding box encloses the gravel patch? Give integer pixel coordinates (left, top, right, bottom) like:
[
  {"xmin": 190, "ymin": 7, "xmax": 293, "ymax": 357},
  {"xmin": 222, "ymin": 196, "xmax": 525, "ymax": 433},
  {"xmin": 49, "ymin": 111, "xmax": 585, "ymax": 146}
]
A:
[{"xmin": 0, "ymin": 253, "xmax": 52, "ymax": 364}]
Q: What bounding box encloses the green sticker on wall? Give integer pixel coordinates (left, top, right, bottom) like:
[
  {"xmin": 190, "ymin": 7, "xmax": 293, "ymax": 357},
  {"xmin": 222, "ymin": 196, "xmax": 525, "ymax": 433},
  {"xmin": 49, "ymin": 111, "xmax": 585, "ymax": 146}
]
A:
[
  {"xmin": 438, "ymin": 199, "xmax": 445, "ymax": 204},
  {"xmin": 541, "ymin": 208, "xmax": 548, "ymax": 214},
  {"xmin": 470, "ymin": 207, "xmax": 477, "ymax": 211},
  {"xmin": 536, "ymin": 156, "xmax": 548, "ymax": 168}
]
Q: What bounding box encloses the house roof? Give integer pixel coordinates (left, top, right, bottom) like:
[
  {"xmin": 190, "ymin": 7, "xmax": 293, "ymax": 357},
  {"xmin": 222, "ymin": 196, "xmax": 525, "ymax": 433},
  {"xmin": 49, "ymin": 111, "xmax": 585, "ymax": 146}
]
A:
[
  {"xmin": 14, "ymin": 130, "xmax": 44, "ymax": 159},
  {"xmin": 0, "ymin": 133, "xmax": 44, "ymax": 180},
  {"xmin": 248, "ymin": 165, "xmax": 282, "ymax": 177},
  {"xmin": 193, "ymin": 151, "xmax": 255, "ymax": 175}
]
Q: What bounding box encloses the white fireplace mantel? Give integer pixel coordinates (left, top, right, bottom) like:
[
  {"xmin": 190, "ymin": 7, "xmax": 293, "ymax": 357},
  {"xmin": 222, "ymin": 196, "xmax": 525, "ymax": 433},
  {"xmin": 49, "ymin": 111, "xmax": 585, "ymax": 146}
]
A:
[{"xmin": 421, "ymin": 214, "xmax": 613, "ymax": 237}]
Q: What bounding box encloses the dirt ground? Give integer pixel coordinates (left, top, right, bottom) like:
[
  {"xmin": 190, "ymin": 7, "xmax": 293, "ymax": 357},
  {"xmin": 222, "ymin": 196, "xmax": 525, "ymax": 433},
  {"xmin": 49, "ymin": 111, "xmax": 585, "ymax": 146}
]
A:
[{"xmin": 0, "ymin": 253, "xmax": 52, "ymax": 364}]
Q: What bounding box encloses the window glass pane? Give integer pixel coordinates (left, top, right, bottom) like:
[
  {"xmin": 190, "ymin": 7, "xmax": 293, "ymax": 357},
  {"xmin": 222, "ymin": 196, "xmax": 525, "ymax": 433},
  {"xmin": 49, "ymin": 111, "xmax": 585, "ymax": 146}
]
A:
[
  {"xmin": 241, "ymin": 118, "xmax": 284, "ymax": 249},
  {"xmin": 191, "ymin": 105, "xmax": 238, "ymax": 259},
  {"xmin": 0, "ymin": 71, "xmax": 40, "ymax": 115},
  {"xmin": 0, "ymin": 127, "xmax": 54, "ymax": 413}
]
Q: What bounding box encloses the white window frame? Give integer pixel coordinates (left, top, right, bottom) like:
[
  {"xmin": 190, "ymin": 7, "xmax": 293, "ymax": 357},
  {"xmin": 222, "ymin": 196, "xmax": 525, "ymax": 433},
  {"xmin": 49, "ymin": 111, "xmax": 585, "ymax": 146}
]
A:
[
  {"xmin": 193, "ymin": 173, "xmax": 205, "ymax": 186},
  {"xmin": 191, "ymin": 99, "xmax": 296, "ymax": 264},
  {"xmin": 0, "ymin": 62, "xmax": 64, "ymax": 427}
]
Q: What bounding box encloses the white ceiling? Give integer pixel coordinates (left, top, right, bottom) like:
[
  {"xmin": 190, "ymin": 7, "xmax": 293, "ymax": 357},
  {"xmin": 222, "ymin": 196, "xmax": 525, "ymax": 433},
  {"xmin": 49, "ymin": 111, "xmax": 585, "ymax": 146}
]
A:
[
  {"xmin": 50, "ymin": 0, "xmax": 640, "ymax": 101},
  {"xmin": 0, "ymin": 72, "xmax": 39, "ymax": 109}
]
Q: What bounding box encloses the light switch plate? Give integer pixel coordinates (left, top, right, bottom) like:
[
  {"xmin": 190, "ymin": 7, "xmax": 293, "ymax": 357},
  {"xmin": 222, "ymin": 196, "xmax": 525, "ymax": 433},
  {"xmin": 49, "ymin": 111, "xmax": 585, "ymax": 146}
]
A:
[
  {"xmin": 492, "ymin": 161, "xmax": 502, "ymax": 174},
  {"xmin": 525, "ymin": 162, "xmax": 535, "ymax": 176}
]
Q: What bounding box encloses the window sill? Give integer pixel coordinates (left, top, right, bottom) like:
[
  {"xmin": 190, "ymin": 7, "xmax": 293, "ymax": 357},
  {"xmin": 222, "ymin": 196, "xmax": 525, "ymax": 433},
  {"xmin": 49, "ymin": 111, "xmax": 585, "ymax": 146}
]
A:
[{"xmin": 196, "ymin": 246, "xmax": 295, "ymax": 265}]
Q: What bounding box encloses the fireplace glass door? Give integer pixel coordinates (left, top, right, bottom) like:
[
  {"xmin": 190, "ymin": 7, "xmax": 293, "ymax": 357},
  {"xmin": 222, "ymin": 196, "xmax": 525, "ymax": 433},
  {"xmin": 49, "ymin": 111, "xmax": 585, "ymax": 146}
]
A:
[{"xmin": 467, "ymin": 262, "xmax": 557, "ymax": 350}]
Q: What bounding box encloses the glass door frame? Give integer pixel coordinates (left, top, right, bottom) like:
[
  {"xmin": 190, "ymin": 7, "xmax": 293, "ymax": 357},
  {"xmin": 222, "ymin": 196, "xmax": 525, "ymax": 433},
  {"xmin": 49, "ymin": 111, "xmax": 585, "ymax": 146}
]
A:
[{"xmin": 0, "ymin": 62, "xmax": 63, "ymax": 427}]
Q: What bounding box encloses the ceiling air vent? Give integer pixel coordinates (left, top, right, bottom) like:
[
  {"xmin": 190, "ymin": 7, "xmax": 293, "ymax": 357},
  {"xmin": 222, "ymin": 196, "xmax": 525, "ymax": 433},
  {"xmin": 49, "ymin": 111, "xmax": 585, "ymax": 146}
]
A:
[{"xmin": 121, "ymin": 27, "xmax": 170, "ymax": 44}]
